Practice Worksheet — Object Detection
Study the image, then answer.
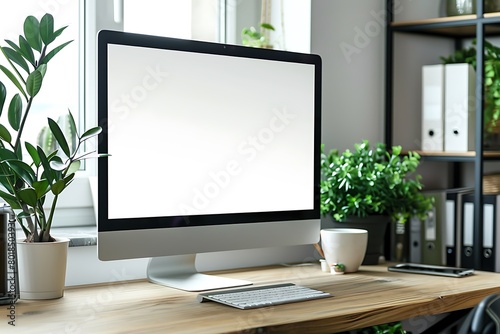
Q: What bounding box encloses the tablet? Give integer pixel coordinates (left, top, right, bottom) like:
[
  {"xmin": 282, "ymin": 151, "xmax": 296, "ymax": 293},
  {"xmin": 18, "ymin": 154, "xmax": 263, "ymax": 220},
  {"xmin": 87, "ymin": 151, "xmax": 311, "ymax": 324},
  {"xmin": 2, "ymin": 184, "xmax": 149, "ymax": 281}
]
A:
[{"xmin": 388, "ymin": 263, "xmax": 474, "ymax": 278}]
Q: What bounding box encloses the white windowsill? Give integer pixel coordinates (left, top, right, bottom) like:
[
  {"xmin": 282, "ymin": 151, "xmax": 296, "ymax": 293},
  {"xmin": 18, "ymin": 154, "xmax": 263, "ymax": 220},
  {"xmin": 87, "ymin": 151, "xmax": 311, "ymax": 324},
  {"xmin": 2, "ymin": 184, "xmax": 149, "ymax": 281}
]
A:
[{"xmin": 51, "ymin": 226, "xmax": 97, "ymax": 247}]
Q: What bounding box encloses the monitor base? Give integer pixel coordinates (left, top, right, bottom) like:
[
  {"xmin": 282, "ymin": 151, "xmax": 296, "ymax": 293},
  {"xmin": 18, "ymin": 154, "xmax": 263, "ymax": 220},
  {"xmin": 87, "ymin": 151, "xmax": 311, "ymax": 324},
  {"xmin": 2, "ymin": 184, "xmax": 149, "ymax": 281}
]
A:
[{"xmin": 147, "ymin": 255, "xmax": 252, "ymax": 292}]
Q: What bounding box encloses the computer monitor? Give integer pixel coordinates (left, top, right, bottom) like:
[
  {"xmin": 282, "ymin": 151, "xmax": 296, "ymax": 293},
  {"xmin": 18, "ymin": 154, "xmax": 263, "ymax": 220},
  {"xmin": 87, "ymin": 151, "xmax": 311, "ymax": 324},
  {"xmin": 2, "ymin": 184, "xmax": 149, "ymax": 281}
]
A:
[{"xmin": 97, "ymin": 30, "xmax": 322, "ymax": 292}]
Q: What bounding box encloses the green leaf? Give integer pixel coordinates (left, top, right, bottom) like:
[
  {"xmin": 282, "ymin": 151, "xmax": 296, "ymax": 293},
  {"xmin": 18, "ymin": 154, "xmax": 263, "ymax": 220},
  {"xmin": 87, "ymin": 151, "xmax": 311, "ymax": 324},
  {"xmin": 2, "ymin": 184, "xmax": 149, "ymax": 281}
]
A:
[
  {"xmin": 51, "ymin": 179, "xmax": 66, "ymax": 195},
  {"xmin": 17, "ymin": 211, "xmax": 34, "ymax": 220},
  {"xmin": 5, "ymin": 159, "xmax": 35, "ymax": 185},
  {"xmin": 47, "ymin": 155, "xmax": 64, "ymax": 173},
  {"xmin": 49, "ymin": 158, "xmax": 67, "ymax": 171},
  {"xmin": 67, "ymin": 110, "xmax": 78, "ymax": 133},
  {"xmin": 26, "ymin": 70, "xmax": 43, "ymax": 97},
  {"xmin": 23, "ymin": 16, "xmax": 42, "ymax": 52},
  {"xmin": 46, "ymin": 149, "xmax": 59, "ymax": 161},
  {"xmin": 14, "ymin": 142, "xmax": 22, "ymax": 160},
  {"xmin": 2, "ymin": 47, "xmax": 29, "ymax": 73},
  {"xmin": 17, "ymin": 188, "xmax": 38, "ymax": 207},
  {"xmin": 8, "ymin": 94, "xmax": 22, "ymax": 131},
  {"xmin": 48, "ymin": 117, "xmax": 70, "ymax": 157},
  {"xmin": 4, "ymin": 40, "xmax": 17, "ymax": 49},
  {"xmin": 0, "ymin": 148, "xmax": 17, "ymax": 160},
  {"xmin": 40, "ymin": 40, "xmax": 72, "ymax": 65},
  {"xmin": 0, "ymin": 81, "xmax": 6, "ymax": 116},
  {"xmin": 33, "ymin": 179, "xmax": 50, "ymax": 198},
  {"xmin": 25, "ymin": 142, "xmax": 40, "ymax": 167},
  {"xmin": 37, "ymin": 146, "xmax": 53, "ymax": 184},
  {"xmin": 80, "ymin": 126, "xmax": 102, "ymax": 142},
  {"xmin": 67, "ymin": 160, "xmax": 81, "ymax": 175},
  {"xmin": 63, "ymin": 172, "xmax": 75, "ymax": 185},
  {"xmin": 392, "ymin": 145, "xmax": 402, "ymax": 156},
  {"xmin": 0, "ymin": 64, "xmax": 27, "ymax": 100},
  {"xmin": 0, "ymin": 189, "xmax": 20, "ymax": 207},
  {"xmin": 0, "ymin": 176, "xmax": 15, "ymax": 196},
  {"xmin": 0, "ymin": 124, "xmax": 12, "ymax": 143},
  {"xmin": 74, "ymin": 151, "xmax": 109, "ymax": 161},
  {"xmin": 18, "ymin": 36, "xmax": 35, "ymax": 66},
  {"xmin": 38, "ymin": 63, "xmax": 47, "ymax": 77},
  {"xmin": 4, "ymin": 40, "xmax": 24, "ymax": 58},
  {"xmin": 65, "ymin": 111, "xmax": 78, "ymax": 154},
  {"xmin": 40, "ymin": 14, "xmax": 55, "ymax": 45},
  {"xmin": 52, "ymin": 26, "xmax": 68, "ymax": 40},
  {"xmin": 260, "ymin": 23, "xmax": 275, "ymax": 31}
]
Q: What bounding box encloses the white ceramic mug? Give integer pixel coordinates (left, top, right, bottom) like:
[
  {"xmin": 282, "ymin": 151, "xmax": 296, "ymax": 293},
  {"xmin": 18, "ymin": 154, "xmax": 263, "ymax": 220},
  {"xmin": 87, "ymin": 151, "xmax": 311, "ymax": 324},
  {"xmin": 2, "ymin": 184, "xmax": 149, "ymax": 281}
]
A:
[{"xmin": 320, "ymin": 228, "xmax": 368, "ymax": 273}]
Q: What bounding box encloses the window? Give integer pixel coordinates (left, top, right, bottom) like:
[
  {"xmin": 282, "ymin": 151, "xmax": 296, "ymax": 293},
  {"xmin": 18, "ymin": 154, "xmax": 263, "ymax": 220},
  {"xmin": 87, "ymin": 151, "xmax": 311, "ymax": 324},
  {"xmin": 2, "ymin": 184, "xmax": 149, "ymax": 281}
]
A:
[
  {"xmin": 1, "ymin": 0, "xmax": 309, "ymax": 229},
  {"xmin": 0, "ymin": 1, "xmax": 224, "ymax": 228},
  {"xmin": 0, "ymin": 1, "xmax": 89, "ymax": 228},
  {"xmin": 122, "ymin": 0, "xmax": 220, "ymax": 42},
  {"xmin": 0, "ymin": 0, "xmax": 79, "ymax": 154}
]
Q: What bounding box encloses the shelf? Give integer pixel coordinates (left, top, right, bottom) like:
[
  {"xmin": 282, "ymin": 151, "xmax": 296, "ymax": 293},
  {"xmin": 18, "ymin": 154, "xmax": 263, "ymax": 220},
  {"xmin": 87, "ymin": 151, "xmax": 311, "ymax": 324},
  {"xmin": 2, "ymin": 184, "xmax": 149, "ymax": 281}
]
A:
[
  {"xmin": 386, "ymin": 1, "xmax": 498, "ymax": 270},
  {"xmin": 412, "ymin": 150, "xmax": 500, "ymax": 162},
  {"xmin": 391, "ymin": 14, "xmax": 500, "ymax": 37}
]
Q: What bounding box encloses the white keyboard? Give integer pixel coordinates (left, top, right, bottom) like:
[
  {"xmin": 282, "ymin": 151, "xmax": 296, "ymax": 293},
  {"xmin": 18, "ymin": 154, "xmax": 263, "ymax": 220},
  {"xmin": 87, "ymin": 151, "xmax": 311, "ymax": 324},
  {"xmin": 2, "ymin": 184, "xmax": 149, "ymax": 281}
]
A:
[{"xmin": 197, "ymin": 283, "xmax": 332, "ymax": 309}]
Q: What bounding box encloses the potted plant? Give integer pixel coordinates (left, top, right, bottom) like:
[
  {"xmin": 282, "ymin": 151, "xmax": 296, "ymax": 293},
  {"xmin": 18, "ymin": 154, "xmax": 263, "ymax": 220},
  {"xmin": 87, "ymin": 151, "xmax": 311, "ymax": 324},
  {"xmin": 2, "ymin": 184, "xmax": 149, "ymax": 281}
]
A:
[
  {"xmin": 440, "ymin": 39, "xmax": 500, "ymax": 147},
  {"xmin": 241, "ymin": 22, "xmax": 275, "ymax": 49},
  {"xmin": 331, "ymin": 263, "xmax": 345, "ymax": 275},
  {"xmin": 320, "ymin": 140, "xmax": 434, "ymax": 264},
  {"xmin": 0, "ymin": 14, "xmax": 104, "ymax": 299}
]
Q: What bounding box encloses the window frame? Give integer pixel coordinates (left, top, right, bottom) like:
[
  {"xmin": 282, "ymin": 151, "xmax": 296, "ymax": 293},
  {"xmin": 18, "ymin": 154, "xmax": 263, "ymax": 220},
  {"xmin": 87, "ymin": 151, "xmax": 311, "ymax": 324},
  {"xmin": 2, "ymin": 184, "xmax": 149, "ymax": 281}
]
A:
[
  {"xmin": 48, "ymin": 0, "xmax": 310, "ymax": 229},
  {"xmin": 40, "ymin": 0, "xmax": 124, "ymax": 229}
]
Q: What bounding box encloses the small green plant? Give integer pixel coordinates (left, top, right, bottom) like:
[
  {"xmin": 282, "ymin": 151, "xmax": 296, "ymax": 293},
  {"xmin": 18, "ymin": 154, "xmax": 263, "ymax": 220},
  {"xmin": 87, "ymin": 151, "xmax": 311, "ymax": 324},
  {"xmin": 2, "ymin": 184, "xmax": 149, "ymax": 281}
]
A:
[
  {"xmin": 441, "ymin": 39, "xmax": 500, "ymax": 135},
  {"xmin": 359, "ymin": 321, "xmax": 406, "ymax": 334},
  {"xmin": 0, "ymin": 14, "xmax": 105, "ymax": 242},
  {"xmin": 320, "ymin": 140, "xmax": 434, "ymax": 223},
  {"xmin": 241, "ymin": 23, "xmax": 275, "ymax": 49},
  {"xmin": 332, "ymin": 263, "xmax": 345, "ymax": 273}
]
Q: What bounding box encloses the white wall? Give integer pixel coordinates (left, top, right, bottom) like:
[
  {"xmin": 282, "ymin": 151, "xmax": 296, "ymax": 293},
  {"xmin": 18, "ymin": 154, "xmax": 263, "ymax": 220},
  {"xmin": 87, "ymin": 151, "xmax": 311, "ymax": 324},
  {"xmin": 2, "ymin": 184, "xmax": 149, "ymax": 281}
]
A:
[
  {"xmin": 311, "ymin": 0, "xmax": 467, "ymax": 190},
  {"xmin": 312, "ymin": 0, "xmax": 385, "ymax": 152}
]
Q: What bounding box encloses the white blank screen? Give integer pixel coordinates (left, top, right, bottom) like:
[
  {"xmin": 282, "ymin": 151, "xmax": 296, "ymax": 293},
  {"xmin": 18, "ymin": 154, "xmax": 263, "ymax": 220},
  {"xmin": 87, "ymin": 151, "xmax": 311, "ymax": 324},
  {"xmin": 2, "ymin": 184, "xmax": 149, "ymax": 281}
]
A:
[{"xmin": 106, "ymin": 44, "xmax": 316, "ymax": 219}]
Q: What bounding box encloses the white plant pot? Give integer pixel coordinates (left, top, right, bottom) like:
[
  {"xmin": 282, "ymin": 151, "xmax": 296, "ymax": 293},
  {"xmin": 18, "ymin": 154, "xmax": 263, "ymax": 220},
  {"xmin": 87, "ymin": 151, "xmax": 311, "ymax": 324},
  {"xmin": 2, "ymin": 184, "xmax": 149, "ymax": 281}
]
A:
[{"xmin": 17, "ymin": 237, "xmax": 70, "ymax": 300}]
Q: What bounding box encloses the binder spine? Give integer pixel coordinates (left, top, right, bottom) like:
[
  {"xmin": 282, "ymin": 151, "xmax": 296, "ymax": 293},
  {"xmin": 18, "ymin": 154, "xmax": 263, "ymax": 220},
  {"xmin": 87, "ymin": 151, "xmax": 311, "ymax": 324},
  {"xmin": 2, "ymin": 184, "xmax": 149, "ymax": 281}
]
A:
[
  {"xmin": 496, "ymin": 196, "xmax": 500, "ymax": 272},
  {"xmin": 445, "ymin": 197, "xmax": 456, "ymax": 266},
  {"xmin": 444, "ymin": 63, "xmax": 475, "ymax": 152},
  {"xmin": 421, "ymin": 65, "xmax": 445, "ymax": 151},
  {"xmin": 409, "ymin": 216, "xmax": 422, "ymax": 263},
  {"xmin": 461, "ymin": 195, "xmax": 475, "ymax": 268},
  {"xmin": 481, "ymin": 195, "xmax": 495, "ymax": 271}
]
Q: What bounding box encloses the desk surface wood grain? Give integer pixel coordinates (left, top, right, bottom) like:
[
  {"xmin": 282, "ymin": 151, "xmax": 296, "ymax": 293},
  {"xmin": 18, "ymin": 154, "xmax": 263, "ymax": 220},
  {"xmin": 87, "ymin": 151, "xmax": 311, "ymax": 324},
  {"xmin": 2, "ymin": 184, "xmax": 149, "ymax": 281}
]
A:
[{"xmin": 3, "ymin": 263, "xmax": 500, "ymax": 333}]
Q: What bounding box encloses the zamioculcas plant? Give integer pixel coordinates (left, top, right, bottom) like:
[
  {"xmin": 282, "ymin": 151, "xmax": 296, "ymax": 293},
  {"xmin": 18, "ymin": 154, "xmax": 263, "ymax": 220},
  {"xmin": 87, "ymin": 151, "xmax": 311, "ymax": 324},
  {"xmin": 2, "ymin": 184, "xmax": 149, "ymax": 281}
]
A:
[{"xmin": 0, "ymin": 13, "xmax": 105, "ymax": 242}]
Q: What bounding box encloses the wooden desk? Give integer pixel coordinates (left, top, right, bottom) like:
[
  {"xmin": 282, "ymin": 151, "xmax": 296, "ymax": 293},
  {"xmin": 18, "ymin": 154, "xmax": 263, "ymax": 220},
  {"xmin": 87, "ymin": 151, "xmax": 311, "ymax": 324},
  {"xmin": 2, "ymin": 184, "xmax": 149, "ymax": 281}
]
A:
[{"xmin": 3, "ymin": 263, "xmax": 500, "ymax": 333}]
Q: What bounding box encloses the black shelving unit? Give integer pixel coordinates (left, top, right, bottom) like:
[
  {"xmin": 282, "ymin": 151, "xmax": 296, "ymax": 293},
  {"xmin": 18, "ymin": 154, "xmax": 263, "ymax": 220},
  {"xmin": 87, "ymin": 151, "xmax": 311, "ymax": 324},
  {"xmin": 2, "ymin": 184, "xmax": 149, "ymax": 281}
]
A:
[{"xmin": 385, "ymin": 1, "xmax": 500, "ymax": 269}]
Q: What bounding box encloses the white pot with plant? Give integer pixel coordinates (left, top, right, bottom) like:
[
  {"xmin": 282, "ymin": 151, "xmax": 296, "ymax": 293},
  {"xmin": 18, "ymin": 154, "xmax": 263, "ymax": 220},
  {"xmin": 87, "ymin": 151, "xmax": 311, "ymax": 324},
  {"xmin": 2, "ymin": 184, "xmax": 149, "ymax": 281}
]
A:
[
  {"xmin": 0, "ymin": 14, "xmax": 105, "ymax": 299},
  {"xmin": 320, "ymin": 140, "xmax": 434, "ymax": 264}
]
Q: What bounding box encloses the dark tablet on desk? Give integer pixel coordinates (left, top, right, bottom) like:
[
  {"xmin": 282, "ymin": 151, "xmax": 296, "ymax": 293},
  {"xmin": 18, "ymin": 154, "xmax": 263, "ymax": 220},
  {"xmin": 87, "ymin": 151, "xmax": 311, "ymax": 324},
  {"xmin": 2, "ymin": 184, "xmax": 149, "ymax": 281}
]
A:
[{"xmin": 388, "ymin": 263, "xmax": 474, "ymax": 278}]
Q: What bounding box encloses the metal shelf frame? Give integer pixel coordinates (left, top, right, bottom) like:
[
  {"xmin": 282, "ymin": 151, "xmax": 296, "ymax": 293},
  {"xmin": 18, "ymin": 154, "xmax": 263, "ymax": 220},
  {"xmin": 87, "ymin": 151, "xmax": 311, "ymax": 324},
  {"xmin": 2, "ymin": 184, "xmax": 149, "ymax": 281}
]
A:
[{"xmin": 384, "ymin": 0, "xmax": 500, "ymax": 269}]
